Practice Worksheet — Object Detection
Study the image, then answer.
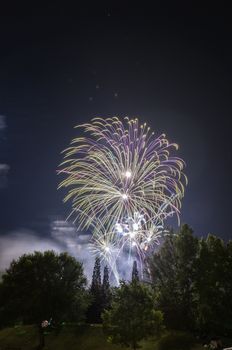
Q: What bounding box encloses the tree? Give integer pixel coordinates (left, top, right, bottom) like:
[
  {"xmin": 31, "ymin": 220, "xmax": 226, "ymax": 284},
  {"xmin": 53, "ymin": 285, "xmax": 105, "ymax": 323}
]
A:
[
  {"xmin": 0, "ymin": 251, "xmax": 88, "ymax": 348},
  {"xmin": 102, "ymin": 281, "xmax": 164, "ymax": 350},
  {"xmin": 193, "ymin": 234, "xmax": 229, "ymax": 334},
  {"xmin": 131, "ymin": 260, "xmax": 139, "ymax": 282},
  {"xmin": 148, "ymin": 224, "xmax": 198, "ymax": 330},
  {"xmin": 102, "ymin": 265, "xmax": 110, "ymax": 290},
  {"xmin": 148, "ymin": 225, "xmax": 232, "ymax": 335},
  {"xmin": 88, "ymin": 256, "xmax": 103, "ymax": 323},
  {"xmin": 91, "ymin": 256, "xmax": 101, "ymax": 292},
  {"xmin": 102, "ymin": 265, "xmax": 111, "ymax": 310}
]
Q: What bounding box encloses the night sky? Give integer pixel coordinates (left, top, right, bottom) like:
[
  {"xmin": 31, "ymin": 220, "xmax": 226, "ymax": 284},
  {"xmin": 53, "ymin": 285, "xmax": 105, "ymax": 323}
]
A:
[{"xmin": 0, "ymin": 3, "xmax": 231, "ymax": 269}]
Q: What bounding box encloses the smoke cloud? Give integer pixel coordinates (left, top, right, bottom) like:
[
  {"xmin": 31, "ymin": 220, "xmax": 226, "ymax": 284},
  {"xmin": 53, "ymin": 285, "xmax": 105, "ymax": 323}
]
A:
[
  {"xmin": 0, "ymin": 222, "xmax": 94, "ymax": 282},
  {"xmin": 0, "ymin": 229, "xmax": 62, "ymax": 270},
  {"xmin": 0, "ymin": 219, "xmax": 158, "ymax": 284}
]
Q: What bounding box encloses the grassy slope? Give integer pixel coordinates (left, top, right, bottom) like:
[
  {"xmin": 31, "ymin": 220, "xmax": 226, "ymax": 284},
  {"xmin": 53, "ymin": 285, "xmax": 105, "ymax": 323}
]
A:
[
  {"xmin": 0, "ymin": 324, "xmax": 203, "ymax": 350},
  {"xmin": 0, "ymin": 325, "xmax": 38, "ymax": 349}
]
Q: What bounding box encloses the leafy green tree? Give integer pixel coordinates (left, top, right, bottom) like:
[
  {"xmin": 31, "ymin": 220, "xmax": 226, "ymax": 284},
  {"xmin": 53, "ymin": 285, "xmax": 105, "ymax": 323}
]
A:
[
  {"xmin": 131, "ymin": 260, "xmax": 139, "ymax": 282},
  {"xmin": 102, "ymin": 280, "xmax": 164, "ymax": 350},
  {"xmin": 0, "ymin": 251, "xmax": 88, "ymax": 347},
  {"xmin": 148, "ymin": 224, "xmax": 198, "ymax": 330}
]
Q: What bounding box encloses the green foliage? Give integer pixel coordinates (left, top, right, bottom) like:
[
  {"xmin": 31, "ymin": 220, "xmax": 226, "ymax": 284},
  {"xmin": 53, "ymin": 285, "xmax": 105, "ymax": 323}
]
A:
[
  {"xmin": 193, "ymin": 234, "xmax": 232, "ymax": 333},
  {"xmin": 0, "ymin": 251, "xmax": 89, "ymax": 326},
  {"xmin": 102, "ymin": 280, "xmax": 164, "ymax": 350},
  {"xmin": 149, "ymin": 224, "xmax": 198, "ymax": 330},
  {"xmin": 149, "ymin": 225, "xmax": 232, "ymax": 335}
]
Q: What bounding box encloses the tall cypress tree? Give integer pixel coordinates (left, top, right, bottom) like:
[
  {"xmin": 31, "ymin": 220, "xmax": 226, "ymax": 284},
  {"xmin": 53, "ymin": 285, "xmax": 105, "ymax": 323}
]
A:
[
  {"xmin": 102, "ymin": 266, "xmax": 110, "ymax": 290},
  {"xmin": 91, "ymin": 256, "xmax": 101, "ymax": 292},
  {"xmin": 88, "ymin": 257, "xmax": 102, "ymax": 323},
  {"xmin": 132, "ymin": 260, "xmax": 139, "ymax": 283},
  {"xmin": 102, "ymin": 266, "xmax": 111, "ymax": 310}
]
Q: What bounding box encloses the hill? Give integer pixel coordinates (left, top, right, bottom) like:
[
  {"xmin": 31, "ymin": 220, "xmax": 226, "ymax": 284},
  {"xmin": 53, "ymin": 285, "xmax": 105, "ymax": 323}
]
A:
[{"xmin": 0, "ymin": 324, "xmax": 203, "ymax": 350}]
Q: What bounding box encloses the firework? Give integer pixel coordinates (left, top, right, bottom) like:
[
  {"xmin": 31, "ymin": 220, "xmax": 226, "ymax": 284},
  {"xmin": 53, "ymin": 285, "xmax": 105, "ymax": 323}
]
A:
[{"xmin": 58, "ymin": 117, "xmax": 187, "ymax": 282}]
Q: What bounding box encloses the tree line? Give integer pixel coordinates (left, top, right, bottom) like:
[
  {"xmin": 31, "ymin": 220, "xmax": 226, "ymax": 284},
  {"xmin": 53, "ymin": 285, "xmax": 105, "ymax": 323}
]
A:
[
  {"xmin": 149, "ymin": 224, "xmax": 232, "ymax": 336},
  {"xmin": 0, "ymin": 224, "xmax": 232, "ymax": 349}
]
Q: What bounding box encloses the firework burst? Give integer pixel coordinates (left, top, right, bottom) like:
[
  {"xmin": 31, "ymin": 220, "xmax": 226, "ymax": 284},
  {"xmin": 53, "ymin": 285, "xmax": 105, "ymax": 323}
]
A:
[{"xmin": 58, "ymin": 117, "xmax": 187, "ymax": 282}]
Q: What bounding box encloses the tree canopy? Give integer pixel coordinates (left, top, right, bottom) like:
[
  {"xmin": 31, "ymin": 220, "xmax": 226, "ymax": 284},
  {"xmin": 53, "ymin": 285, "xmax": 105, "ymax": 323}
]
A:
[
  {"xmin": 0, "ymin": 250, "xmax": 88, "ymax": 326},
  {"xmin": 148, "ymin": 224, "xmax": 232, "ymax": 334},
  {"xmin": 102, "ymin": 280, "xmax": 164, "ymax": 350}
]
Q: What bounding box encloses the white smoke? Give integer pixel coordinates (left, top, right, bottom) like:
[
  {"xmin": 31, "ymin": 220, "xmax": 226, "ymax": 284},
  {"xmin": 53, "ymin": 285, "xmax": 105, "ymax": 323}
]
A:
[
  {"xmin": 0, "ymin": 222, "xmax": 94, "ymax": 283},
  {"xmin": 0, "ymin": 220, "xmax": 156, "ymax": 284},
  {"xmin": 0, "ymin": 229, "xmax": 62, "ymax": 271},
  {"xmin": 51, "ymin": 219, "xmax": 94, "ymax": 281}
]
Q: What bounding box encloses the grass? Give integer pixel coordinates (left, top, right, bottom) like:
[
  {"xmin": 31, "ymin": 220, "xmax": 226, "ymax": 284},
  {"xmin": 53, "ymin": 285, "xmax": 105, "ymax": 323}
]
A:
[
  {"xmin": 0, "ymin": 324, "xmax": 203, "ymax": 350},
  {"xmin": 0, "ymin": 325, "xmax": 38, "ymax": 349}
]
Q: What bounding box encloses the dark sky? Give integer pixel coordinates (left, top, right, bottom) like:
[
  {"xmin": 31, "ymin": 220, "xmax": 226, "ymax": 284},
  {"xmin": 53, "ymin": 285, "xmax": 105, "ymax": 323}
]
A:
[{"xmin": 0, "ymin": 3, "xmax": 231, "ymax": 242}]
